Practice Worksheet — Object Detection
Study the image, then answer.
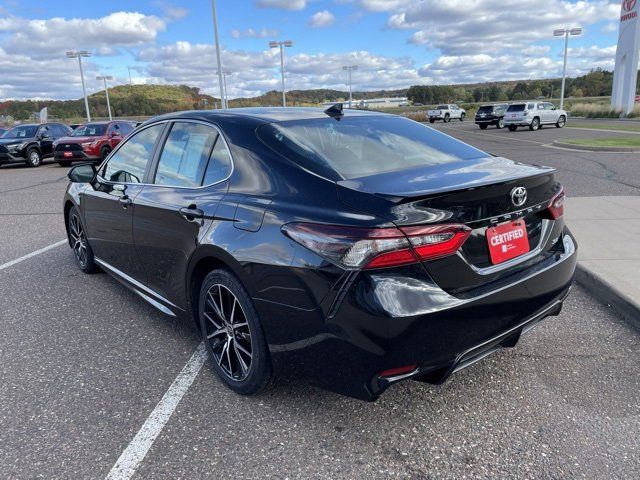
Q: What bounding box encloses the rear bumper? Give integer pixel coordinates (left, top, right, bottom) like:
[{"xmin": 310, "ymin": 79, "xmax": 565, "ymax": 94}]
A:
[
  {"xmin": 259, "ymin": 229, "xmax": 577, "ymax": 401},
  {"xmin": 475, "ymin": 117, "xmax": 500, "ymax": 124},
  {"xmin": 504, "ymin": 118, "xmax": 532, "ymax": 126}
]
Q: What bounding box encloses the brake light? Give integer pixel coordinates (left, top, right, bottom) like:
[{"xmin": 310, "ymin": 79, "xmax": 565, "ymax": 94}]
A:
[
  {"xmin": 281, "ymin": 222, "xmax": 471, "ymax": 270},
  {"xmin": 547, "ymin": 189, "xmax": 565, "ymax": 219}
]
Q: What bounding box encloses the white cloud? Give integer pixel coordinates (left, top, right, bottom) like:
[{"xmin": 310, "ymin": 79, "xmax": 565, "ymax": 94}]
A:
[
  {"xmin": 0, "ymin": 12, "xmax": 166, "ymax": 58},
  {"xmin": 255, "ymin": 0, "xmax": 307, "ymax": 10},
  {"xmin": 601, "ymin": 22, "xmax": 619, "ymax": 34},
  {"xmin": 308, "ymin": 10, "xmax": 335, "ymax": 28},
  {"xmin": 230, "ymin": 27, "xmax": 280, "ymax": 39}
]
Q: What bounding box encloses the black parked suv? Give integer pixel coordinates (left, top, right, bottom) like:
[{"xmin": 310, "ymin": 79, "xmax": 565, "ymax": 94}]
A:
[
  {"xmin": 0, "ymin": 123, "xmax": 72, "ymax": 167},
  {"xmin": 475, "ymin": 104, "xmax": 508, "ymax": 130},
  {"xmin": 64, "ymin": 108, "xmax": 576, "ymax": 401}
]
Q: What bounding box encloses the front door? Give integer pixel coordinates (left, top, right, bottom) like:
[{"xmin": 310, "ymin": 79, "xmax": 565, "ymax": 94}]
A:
[
  {"xmin": 81, "ymin": 123, "xmax": 166, "ymax": 282},
  {"xmin": 132, "ymin": 121, "xmax": 233, "ymax": 308}
]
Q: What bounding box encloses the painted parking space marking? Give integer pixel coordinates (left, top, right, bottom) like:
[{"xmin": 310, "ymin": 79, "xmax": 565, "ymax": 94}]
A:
[
  {"xmin": 0, "ymin": 239, "xmax": 66, "ymax": 271},
  {"xmin": 105, "ymin": 342, "xmax": 208, "ymax": 480}
]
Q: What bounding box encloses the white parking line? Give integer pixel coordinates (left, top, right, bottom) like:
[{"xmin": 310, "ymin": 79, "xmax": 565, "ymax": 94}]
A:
[
  {"xmin": 105, "ymin": 342, "xmax": 208, "ymax": 480},
  {"xmin": 0, "ymin": 239, "xmax": 67, "ymax": 271}
]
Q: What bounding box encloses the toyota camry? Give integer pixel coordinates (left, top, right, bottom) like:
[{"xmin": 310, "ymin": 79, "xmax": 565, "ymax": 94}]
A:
[{"xmin": 63, "ymin": 107, "xmax": 577, "ymax": 401}]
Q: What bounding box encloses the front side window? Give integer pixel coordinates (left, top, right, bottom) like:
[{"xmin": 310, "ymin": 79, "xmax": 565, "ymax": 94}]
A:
[
  {"xmin": 154, "ymin": 122, "xmax": 218, "ymax": 187},
  {"xmin": 544, "ymin": 102, "xmax": 556, "ymax": 110},
  {"xmin": 102, "ymin": 124, "xmax": 164, "ymax": 183}
]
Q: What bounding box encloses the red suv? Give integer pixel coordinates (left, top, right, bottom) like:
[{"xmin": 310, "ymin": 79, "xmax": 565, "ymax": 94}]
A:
[{"xmin": 54, "ymin": 121, "xmax": 135, "ymax": 167}]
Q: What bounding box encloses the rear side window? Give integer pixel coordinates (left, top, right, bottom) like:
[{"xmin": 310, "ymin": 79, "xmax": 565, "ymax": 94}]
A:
[
  {"xmin": 257, "ymin": 116, "xmax": 487, "ymax": 181},
  {"xmin": 507, "ymin": 104, "xmax": 525, "ymax": 112},
  {"xmin": 154, "ymin": 122, "xmax": 218, "ymax": 188},
  {"xmin": 102, "ymin": 124, "xmax": 164, "ymax": 183},
  {"xmin": 202, "ymin": 136, "xmax": 232, "ymax": 185}
]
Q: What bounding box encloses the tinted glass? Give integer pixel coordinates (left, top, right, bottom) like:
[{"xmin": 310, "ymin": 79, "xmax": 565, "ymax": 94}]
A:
[
  {"xmin": 202, "ymin": 136, "xmax": 232, "ymax": 185},
  {"xmin": 507, "ymin": 104, "xmax": 525, "ymax": 112},
  {"xmin": 119, "ymin": 122, "xmax": 134, "ymax": 135},
  {"xmin": 527, "ymin": 103, "xmax": 535, "ymax": 109},
  {"xmin": 1, "ymin": 125, "xmax": 38, "ymax": 138},
  {"xmin": 102, "ymin": 124, "xmax": 164, "ymax": 183},
  {"xmin": 154, "ymin": 122, "xmax": 218, "ymax": 187},
  {"xmin": 258, "ymin": 116, "xmax": 487, "ymax": 180},
  {"xmin": 436, "ymin": 105, "xmax": 448, "ymax": 110},
  {"xmin": 478, "ymin": 106, "xmax": 494, "ymax": 113},
  {"xmin": 72, "ymin": 124, "xmax": 108, "ymax": 136}
]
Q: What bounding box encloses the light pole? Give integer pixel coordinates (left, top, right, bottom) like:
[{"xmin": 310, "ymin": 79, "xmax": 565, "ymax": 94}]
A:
[
  {"xmin": 553, "ymin": 27, "xmax": 582, "ymax": 110},
  {"xmin": 127, "ymin": 66, "xmax": 134, "ymax": 86},
  {"xmin": 269, "ymin": 40, "xmax": 293, "ymax": 107},
  {"xmin": 96, "ymin": 75, "xmax": 114, "ymax": 121},
  {"xmin": 342, "ymin": 65, "xmax": 358, "ymax": 108},
  {"xmin": 66, "ymin": 50, "xmax": 92, "ymax": 122},
  {"xmin": 223, "ymin": 71, "xmax": 232, "ymax": 108},
  {"xmin": 210, "ymin": 0, "xmax": 227, "ymax": 109}
]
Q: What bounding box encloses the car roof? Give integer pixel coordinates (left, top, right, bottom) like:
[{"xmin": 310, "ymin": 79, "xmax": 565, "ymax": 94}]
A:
[{"xmin": 144, "ymin": 107, "xmax": 392, "ymax": 127}]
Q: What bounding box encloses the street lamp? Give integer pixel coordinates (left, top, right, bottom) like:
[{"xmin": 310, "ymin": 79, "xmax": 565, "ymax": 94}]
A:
[
  {"xmin": 96, "ymin": 75, "xmax": 114, "ymax": 121},
  {"xmin": 66, "ymin": 50, "xmax": 92, "ymax": 122},
  {"xmin": 222, "ymin": 71, "xmax": 233, "ymax": 108},
  {"xmin": 210, "ymin": 0, "xmax": 227, "ymax": 109},
  {"xmin": 342, "ymin": 65, "xmax": 358, "ymax": 108},
  {"xmin": 127, "ymin": 66, "xmax": 134, "ymax": 86},
  {"xmin": 553, "ymin": 27, "xmax": 582, "ymax": 110},
  {"xmin": 269, "ymin": 40, "xmax": 293, "ymax": 107}
]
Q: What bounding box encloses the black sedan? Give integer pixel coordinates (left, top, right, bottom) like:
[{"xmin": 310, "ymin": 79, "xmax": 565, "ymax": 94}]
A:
[{"xmin": 63, "ymin": 107, "xmax": 577, "ymax": 401}]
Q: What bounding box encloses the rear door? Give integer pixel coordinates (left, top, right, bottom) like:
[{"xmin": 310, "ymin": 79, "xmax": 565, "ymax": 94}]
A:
[
  {"xmin": 37, "ymin": 125, "xmax": 54, "ymax": 156},
  {"xmin": 132, "ymin": 120, "xmax": 232, "ymax": 307},
  {"xmin": 81, "ymin": 123, "xmax": 166, "ymax": 281}
]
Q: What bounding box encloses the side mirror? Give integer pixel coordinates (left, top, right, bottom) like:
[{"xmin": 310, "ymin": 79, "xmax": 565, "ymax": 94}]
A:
[{"xmin": 68, "ymin": 163, "xmax": 96, "ymax": 183}]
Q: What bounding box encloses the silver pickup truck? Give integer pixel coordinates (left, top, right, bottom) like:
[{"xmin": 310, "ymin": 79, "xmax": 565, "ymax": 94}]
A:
[{"xmin": 427, "ymin": 104, "xmax": 466, "ymax": 123}]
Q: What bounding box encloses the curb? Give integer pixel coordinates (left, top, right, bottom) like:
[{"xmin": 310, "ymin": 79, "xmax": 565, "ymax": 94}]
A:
[
  {"xmin": 575, "ymin": 264, "xmax": 640, "ymax": 330},
  {"xmin": 551, "ymin": 140, "xmax": 640, "ymax": 152}
]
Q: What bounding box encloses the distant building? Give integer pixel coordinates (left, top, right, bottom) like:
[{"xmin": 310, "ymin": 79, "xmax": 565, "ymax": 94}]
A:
[{"xmin": 321, "ymin": 97, "xmax": 409, "ymax": 109}]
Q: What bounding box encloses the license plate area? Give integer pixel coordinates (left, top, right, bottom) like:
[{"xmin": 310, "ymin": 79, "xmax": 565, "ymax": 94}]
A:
[
  {"xmin": 63, "ymin": 151, "xmax": 73, "ymax": 158},
  {"xmin": 486, "ymin": 220, "xmax": 530, "ymax": 265}
]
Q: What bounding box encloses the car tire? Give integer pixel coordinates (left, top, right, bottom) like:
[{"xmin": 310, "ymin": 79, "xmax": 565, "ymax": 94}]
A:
[
  {"xmin": 58, "ymin": 160, "xmax": 71, "ymax": 167},
  {"xmin": 556, "ymin": 115, "xmax": 566, "ymax": 128},
  {"xmin": 508, "ymin": 125, "xmax": 517, "ymax": 131},
  {"xmin": 459, "ymin": 113, "xmax": 465, "ymax": 122},
  {"xmin": 199, "ymin": 269, "xmax": 274, "ymax": 396},
  {"xmin": 529, "ymin": 117, "xmax": 540, "ymax": 131},
  {"xmin": 429, "ymin": 119, "xmax": 435, "ymax": 124},
  {"xmin": 25, "ymin": 148, "xmax": 42, "ymax": 167},
  {"xmin": 497, "ymin": 118, "xmax": 504, "ymax": 129},
  {"xmin": 444, "ymin": 114, "xmax": 450, "ymax": 123},
  {"xmin": 68, "ymin": 207, "xmax": 99, "ymax": 273},
  {"xmin": 100, "ymin": 146, "xmax": 111, "ymax": 161},
  {"xmin": 479, "ymin": 124, "xmax": 488, "ymax": 130}
]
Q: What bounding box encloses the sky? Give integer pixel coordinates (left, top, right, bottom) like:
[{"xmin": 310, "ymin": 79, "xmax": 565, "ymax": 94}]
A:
[{"xmin": 0, "ymin": 0, "xmax": 628, "ymax": 100}]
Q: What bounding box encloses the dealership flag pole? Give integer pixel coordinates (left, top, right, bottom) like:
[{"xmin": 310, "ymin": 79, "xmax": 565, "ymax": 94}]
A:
[{"xmin": 210, "ymin": 0, "xmax": 227, "ymax": 109}]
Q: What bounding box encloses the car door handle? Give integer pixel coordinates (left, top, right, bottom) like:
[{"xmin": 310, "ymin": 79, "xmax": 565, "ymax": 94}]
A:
[
  {"xmin": 119, "ymin": 196, "xmax": 132, "ymax": 208},
  {"xmin": 179, "ymin": 207, "xmax": 204, "ymax": 221}
]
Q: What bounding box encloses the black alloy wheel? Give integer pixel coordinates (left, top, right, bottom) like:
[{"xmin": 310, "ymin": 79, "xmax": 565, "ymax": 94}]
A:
[{"xmin": 68, "ymin": 207, "xmax": 98, "ymax": 273}]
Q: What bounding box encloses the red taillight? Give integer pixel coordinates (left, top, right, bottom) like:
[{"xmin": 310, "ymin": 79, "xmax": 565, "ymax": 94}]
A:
[
  {"xmin": 547, "ymin": 189, "xmax": 565, "ymax": 219},
  {"xmin": 281, "ymin": 222, "xmax": 471, "ymax": 270},
  {"xmin": 379, "ymin": 364, "xmax": 418, "ymax": 378}
]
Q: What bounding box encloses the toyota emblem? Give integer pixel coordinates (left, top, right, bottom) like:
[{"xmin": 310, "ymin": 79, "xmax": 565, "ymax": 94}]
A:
[
  {"xmin": 510, "ymin": 186, "xmax": 527, "ymax": 207},
  {"xmin": 624, "ymin": 0, "xmax": 636, "ymax": 12}
]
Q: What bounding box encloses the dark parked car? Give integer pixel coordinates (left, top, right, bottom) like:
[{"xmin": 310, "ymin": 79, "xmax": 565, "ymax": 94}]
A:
[
  {"xmin": 0, "ymin": 122, "xmax": 72, "ymax": 167},
  {"xmin": 63, "ymin": 108, "xmax": 577, "ymax": 401},
  {"xmin": 54, "ymin": 121, "xmax": 135, "ymax": 167},
  {"xmin": 475, "ymin": 104, "xmax": 508, "ymax": 129}
]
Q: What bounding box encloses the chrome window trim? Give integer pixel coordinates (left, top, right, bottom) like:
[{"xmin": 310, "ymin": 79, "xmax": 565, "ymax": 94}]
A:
[{"xmin": 96, "ymin": 118, "xmax": 234, "ymax": 190}]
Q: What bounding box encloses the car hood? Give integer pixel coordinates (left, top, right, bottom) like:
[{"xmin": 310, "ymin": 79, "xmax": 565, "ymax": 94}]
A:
[
  {"xmin": 55, "ymin": 136, "xmax": 100, "ymax": 144},
  {"xmin": 0, "ymin": 137, "xmax": 35, "ymax": 146}
]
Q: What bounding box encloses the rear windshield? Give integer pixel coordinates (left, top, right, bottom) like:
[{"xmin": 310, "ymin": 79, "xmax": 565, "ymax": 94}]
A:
[
  {"xmin": 72, "ymin": 124, "xmax": 108, "ymax": 136},
  {"xmin": 478, "ymin": 106, "xmax": 494, "ymax": 113},
  {"xmin": 507, "ymin": 104, "xmax": 526, "ymax": 112},
  {"xmin": 435, "ymin": 105, "xmax": 448, "ymax": 110},
  {"xmin": 257, "ymin": 116, "xmax": 488, "ymax": 180}
]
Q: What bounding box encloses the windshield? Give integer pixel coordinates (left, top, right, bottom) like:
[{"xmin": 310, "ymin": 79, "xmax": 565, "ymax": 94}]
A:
[
  {"xmin": 435, "ymin": 105, "xmax": 448, "ymax": 110},
  {"xmin": 507, "ymin": 104, "xmax": 526, "ymax": 112},
  {"xmin": 1, "ymin": 125, "xmax": 38, "ymax": 139},
  {"xmin": 71, "ymin": 124, "xmax": 108, "ymax": 137},
  {"xmin": 257, "ymin": 116, "xmax": 488, "ymax": 180}
]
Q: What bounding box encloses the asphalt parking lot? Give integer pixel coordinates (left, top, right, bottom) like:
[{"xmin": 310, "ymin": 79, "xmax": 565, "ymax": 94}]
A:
[{"xmin": 1, "ymin": 120, "xmax": 639, "ymax": 479}]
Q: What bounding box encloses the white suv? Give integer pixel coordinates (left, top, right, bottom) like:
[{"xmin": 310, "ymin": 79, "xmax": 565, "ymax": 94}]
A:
[
  {"xmin": 427, "ymin": 104, "xmax": 466, "ymax": 123},
  {"xmin": 503, "ymin": 102, "xmax": 567, "ymax": 131}
]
